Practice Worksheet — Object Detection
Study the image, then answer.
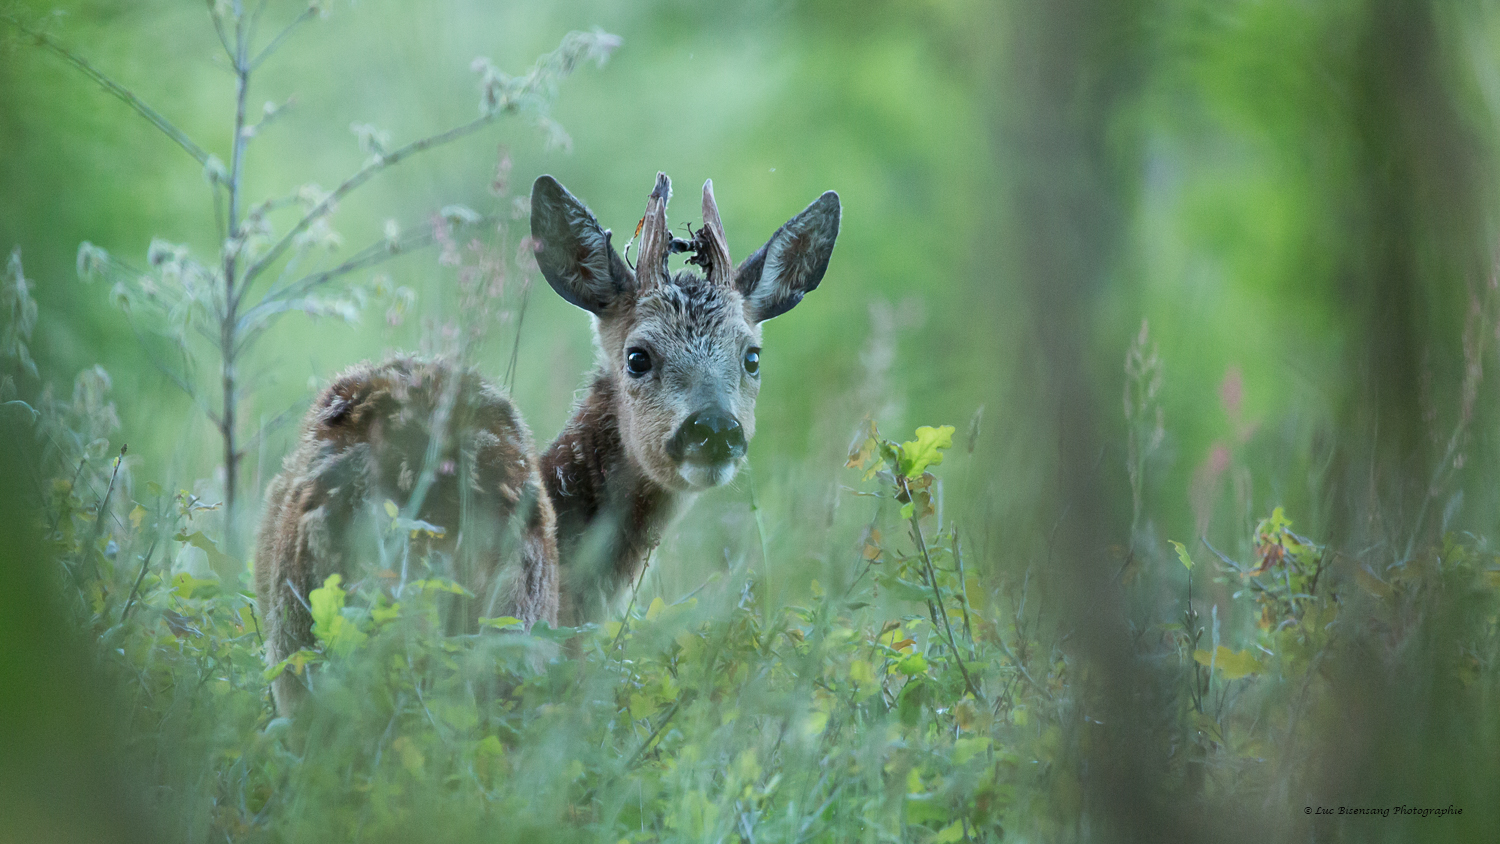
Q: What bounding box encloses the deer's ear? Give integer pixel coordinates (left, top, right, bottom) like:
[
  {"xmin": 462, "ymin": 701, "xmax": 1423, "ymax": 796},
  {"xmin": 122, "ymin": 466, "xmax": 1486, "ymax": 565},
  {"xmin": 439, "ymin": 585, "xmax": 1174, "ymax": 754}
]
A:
[
  {"xmin": 734, "ymin": 191, "xmax": 840, "ymax": 323},
  {"xmin": 531, "ymin": 176, "xmax": 634, "ymax": 314}
]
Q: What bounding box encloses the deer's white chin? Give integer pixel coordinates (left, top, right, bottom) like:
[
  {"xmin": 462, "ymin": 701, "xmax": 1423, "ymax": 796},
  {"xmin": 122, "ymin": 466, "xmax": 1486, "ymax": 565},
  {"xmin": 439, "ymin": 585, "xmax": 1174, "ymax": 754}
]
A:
[{"xmin": 677, "ymin": 460, "xmax": 740, "ymax": 489}]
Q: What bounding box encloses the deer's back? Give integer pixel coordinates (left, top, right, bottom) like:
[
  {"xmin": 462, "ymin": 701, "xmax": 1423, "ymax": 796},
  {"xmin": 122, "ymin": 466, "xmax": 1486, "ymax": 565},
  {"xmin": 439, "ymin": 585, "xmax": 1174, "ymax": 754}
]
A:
[{"xmin": 254, "ymin": 356, "xmax": 558, "ymax": 712}]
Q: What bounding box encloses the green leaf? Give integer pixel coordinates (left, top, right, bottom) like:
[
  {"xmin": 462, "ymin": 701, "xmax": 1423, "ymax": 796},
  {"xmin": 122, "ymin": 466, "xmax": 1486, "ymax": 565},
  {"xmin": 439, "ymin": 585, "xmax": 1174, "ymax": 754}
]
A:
[
  {"xmin": 264, "ymin": 648, "xmax": 320, "ymax": 681},
  {"xmin": 476, "ymin": 735, "xmax": 504, "ymax": 759},
  {"xmin": 1170, "ymin": 539, "xmax": 1194, "ymax": 571},
  {"xmin": 309, "ymin": 574, "xmax": 368, "ymax": 656},
  {"xmin": 898, "ymin": 425, "xmax": 955, "ymax": 479},
  {"xmin": 953, "ymin": 735, "xmax": 991, "ymax": 765},
  {"xmin": 528, "ymin": 621, "xmax": 580, "ymax": 643},
  {"xmin": 407, "ymin": 578, "xmax": 471, "ymax": 596},
  {"xmin": 310, "ymin": 574, "xmax": 346, "ymax": 630},
  {"xmin": 372, "ymin": 599, "xmax": 402, "ymax": 624},
  {"xmin": 876, "ymin": 572, "xmax": 934, "ymax": 604},
  {"xmin": 896, "ymin": 678, "xmax": 930, "ymax": 726},
  {"xmin": 171, "ymin": 571, "xmax": 220, "ymax": 600},
  {"xmin": 481, "ymin": 616, "xmax": 523, "ymax": 631},
  {"xmin": 896, "ymin": 653, "xmax": 928, "ymax": 676},
  {"xmin": 174, "ymin": 530, "xmax": 238, "ymax": 575},
  {"xmin": 933, "ymin": 821, "xmax": 967, "ymax": 844},
  {"xmin": 645, "ymin": 596, "xmax": 666, "ymax": 621},
  {"xmin": 1193, "ymin": 646, "xmax": 1262, "ymax": 680}
]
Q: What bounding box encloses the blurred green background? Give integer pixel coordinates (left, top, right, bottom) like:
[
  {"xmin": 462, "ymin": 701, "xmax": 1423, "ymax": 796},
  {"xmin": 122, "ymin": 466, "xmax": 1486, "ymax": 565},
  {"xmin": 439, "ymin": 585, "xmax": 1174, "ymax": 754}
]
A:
[
  {"xmin": 10, "ymin": 0, "xmax": 1493, "ymax": 568},
  {"xmin": 5, "ymin": 0, "xmax": 1500, "ymax": 839}
]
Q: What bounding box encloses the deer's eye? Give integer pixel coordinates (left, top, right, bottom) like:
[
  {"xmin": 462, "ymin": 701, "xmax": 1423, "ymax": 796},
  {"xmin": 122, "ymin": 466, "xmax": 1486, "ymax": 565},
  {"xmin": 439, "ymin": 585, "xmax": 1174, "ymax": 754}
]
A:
[
  {"xmin": 743, "ymin": 348, "xmax": 760, "ymax": 376},
  {"xmin": 625, "ymin": 348, "xmax": 653, "ymax": 377}
]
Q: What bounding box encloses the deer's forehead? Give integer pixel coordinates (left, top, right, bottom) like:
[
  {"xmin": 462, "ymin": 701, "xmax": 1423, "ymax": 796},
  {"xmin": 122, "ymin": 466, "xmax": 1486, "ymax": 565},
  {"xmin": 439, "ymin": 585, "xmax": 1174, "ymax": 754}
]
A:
[{"xmin": 624, "ymin": 278, "xmax": 757, "ymax": 352}]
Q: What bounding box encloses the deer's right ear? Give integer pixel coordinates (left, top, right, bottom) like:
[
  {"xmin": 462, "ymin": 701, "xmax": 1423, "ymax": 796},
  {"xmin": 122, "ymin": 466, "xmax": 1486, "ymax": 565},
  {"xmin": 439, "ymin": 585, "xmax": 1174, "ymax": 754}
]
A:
[
  {"xmin": 531, "ymin": 176, "xmax": 634, "ymax": 314},
  {"xmin": 733, "ymin": 191, "xmax": 841, "ymax": 323}
]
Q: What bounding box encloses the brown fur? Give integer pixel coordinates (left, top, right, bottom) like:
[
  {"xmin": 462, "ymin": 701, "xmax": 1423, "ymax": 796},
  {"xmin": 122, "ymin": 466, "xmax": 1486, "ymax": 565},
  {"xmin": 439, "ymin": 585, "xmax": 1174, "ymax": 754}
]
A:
[
  {"xmin": 255, "ymin": 174, "xmax": 839, "ymax": 711},
  {"xmin": 254, "ymin": 356, "xmax": 557, "ymax": 713},
  {"xmin": 541, "ymin": 372, "xmax": 677, "ymax": 625}
]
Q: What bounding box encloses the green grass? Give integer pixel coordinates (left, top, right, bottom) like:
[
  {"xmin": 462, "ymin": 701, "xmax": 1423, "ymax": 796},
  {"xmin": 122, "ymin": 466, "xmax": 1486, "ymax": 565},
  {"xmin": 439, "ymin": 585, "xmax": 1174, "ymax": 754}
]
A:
[{"xmin": 27, "ymin": 407, "xmax": 1500, "ymax": 842}]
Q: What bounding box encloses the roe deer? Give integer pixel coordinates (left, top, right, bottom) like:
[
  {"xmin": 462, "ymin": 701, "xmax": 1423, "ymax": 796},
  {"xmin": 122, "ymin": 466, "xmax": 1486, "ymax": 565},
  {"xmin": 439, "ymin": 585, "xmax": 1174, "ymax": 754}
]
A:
[
  {"xmin": 254, "ymin": 172, "xmax": 839, "ymax": 713},
  {"xmin": 531, "ymin": 173, "xmax": 840, "ymax": 624},
  {"xmin": 254, "ymin": 357, "xmax": 559, "ymax": 713}
]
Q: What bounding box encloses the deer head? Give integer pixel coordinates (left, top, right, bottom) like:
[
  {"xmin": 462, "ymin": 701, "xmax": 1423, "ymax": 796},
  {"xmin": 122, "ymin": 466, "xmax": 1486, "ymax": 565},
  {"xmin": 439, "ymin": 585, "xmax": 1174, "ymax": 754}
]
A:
[{"xmin": 531, "ymin": 172, "xmax": 841, "ymax": 491}]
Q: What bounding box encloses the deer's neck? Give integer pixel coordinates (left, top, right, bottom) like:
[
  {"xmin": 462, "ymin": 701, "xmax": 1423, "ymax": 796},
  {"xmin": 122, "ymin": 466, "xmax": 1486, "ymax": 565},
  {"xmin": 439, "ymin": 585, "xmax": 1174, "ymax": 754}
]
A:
[{"xmin": 541, "ymin": 372, "xmax": 679, "ymax": 625}]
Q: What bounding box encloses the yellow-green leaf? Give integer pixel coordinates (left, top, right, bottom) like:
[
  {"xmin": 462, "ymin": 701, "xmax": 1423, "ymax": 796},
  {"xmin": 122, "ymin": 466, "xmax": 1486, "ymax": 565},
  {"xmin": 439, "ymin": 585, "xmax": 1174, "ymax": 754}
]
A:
[
  {"xmin": 1170, "ymin": 539, "xmax": 1194, "ymax": 571},
  {"xmin": 933, "ymin": 821, "xmax": 966, "ymax": 844},
  {"xmin": 391, "ymin": 736, "xmax": 425, "ymax": 777},
  {"xmin": 1193, "ymin": 646, "xmax": 1262, "ymax": 680},
  {"xmin": 309, "ymin": 574, "xmax": 368, "ymax": 656},
  {"xmin": 898, "ymin": 425, "xmax": 955, "ymax": 479},
  {"xmin": 849, "ymin": 659, "xmax": 877, "ymax": 686},
  {"xmin": 896, "ymin": 653, "xmax": 928, "ymax": 676},
  {"xmin": 953, "ymin": 736, "xmax": 991, "ymax": 765},
  {"xmin": 171, "ymin": 571, "xmax": 219, "ymax": 600}
]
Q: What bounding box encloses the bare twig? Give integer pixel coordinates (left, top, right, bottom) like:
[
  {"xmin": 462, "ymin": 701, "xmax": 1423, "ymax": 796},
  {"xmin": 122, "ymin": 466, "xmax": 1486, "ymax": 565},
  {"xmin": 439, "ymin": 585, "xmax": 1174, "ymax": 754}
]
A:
[
  {"xmin": 119, "ymin": 534, "xmax": 160, "ymax": 625},
  {"xmin": 219, "ymin": 3, "xmax": 253, "ymax": 533},
  {"xmin": 952, "ymin": 528, "xmax": 978, "ymax": 661},
  {"xmin": 82, "ymin": 445, "xmax": 127, "ymax": 586},
  {"xmin": 123, "ymin": 316, "xmax": 223, "ymax": 427},
  {"xmin": 242, "ymin": 114, "xmax": 497, "ymax": 287},
  {"xmin": 206, "ymin": 0, "xmax": 235, "ymax": 60},
  {"xmin": 4, "ymin": 15, "xmax": 211, "ymax": 166},
  {"xmin": 623, "ymin": 700, "xmax": 680, "ymax": 770},
  {"xmin": 250, "ymin": 6, "xmax": 316, "ymax": 71},
  {"xmin": 246, "ymin": 220, "xmax": 477, "ymax": 319},
  {"xmin": 503, "ymin": 280, "xmax": 532, "ymax": 393}
]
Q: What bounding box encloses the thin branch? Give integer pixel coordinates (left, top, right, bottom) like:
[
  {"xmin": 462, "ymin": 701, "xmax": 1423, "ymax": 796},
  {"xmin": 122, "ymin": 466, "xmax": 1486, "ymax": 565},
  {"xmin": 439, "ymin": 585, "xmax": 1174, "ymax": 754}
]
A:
[
  {"xmin": 119, "ymin": 534, "xmax": 161, "ymax": 625},
  {"xmin": 242, "ymin": 113, "xmax": 497, "ymax": 286},
  {"xmin": 252, "ymin": 221, "xmax": 462, "ymax": 313},
  {"xmin": 250, "ymin": 6, "xmax": 315, "ymax": 71},
  {"xmin": 206, "ymin": 0, "xmax": 235, "ymax": 61},
  {"xmin": 623, "ymin": 700, "xmax": 679, "ymax": 770},
  {"xmin": 908, "ymin": 506, "xmax": 985, "ymax": 704},
  {"xmin": 83, "ymin": 445, "xmax": 127, "ymax": 585},
  {"xmin": 4, "ymin": 15, "xmax": 210, "ymax": 166},
  {"xmin": 952, "ymin": 529, "xmax": 978, "ymax": 661},
  {"xmin": 503, "ymin": 279, "xmax": 532, "ymax": 393},
  {"xmin": 237, "ymin": 404, "xmax": 299, "ymax": 453},
  {"xmin": 123, "ymin": 316, "xmax": 223, "ymax": 427}
]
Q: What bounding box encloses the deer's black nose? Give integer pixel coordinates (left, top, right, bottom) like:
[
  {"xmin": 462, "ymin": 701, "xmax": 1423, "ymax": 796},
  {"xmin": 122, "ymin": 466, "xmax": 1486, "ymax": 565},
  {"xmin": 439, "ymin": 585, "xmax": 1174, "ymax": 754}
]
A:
[{"xmin": 673, "ymin": 410, "xmax": 746, "ymax": 463}]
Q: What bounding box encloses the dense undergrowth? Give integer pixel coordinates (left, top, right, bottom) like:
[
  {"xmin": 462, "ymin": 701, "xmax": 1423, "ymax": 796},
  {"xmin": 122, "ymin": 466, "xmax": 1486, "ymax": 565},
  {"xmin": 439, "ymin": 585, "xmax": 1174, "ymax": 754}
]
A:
[{"xmin": 20, "ymin": 332, "xmax": 1500, "ymax": 841}]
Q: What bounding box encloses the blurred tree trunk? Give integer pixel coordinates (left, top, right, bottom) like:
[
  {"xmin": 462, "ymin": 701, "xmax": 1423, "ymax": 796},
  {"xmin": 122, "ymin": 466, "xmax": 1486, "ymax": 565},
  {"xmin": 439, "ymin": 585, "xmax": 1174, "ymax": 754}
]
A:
[
  {"xmin": 1314, "ymin": 0, "xmax": 1497, "ymax": 830},
  {"xmin": 999, "ymin": 1, "xmax": 1213, "ymax": 841}
]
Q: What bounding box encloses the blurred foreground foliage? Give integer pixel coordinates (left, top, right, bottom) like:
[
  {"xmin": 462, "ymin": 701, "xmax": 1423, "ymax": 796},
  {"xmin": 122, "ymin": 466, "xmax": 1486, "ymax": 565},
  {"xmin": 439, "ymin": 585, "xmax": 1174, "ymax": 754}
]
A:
[{"xmin": 18, "ymin": 325, "xmax": 1500, "ymax": 839}]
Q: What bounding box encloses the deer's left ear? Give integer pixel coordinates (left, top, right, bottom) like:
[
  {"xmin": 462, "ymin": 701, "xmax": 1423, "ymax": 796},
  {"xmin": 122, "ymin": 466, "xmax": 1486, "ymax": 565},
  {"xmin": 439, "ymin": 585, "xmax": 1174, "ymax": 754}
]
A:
[
  {"xmin": 531, "ymin": 175, "xmax": 635, "ymax": 314},
  {"xmin": 734, "ymin": 191, "xmax": 840, "ymax": 323}
]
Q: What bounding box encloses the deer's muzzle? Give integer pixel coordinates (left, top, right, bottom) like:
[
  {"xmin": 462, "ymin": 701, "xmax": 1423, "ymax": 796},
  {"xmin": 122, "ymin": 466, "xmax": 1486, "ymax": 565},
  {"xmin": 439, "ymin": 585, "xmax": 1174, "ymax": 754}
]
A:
[{"xmin": 670, "ymin": 409, "xmax": 747, "ymax": 466}]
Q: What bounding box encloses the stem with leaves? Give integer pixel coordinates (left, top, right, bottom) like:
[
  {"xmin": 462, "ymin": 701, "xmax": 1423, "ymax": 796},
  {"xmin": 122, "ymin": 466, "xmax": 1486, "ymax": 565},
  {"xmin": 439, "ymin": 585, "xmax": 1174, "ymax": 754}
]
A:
[
  {"xmin": 905, "ymin": 498, "xmax": 984, "ymax": 704},
  {"xmin": 220, "ymin": 2, "xmax": 252, "ymax": 539}
]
